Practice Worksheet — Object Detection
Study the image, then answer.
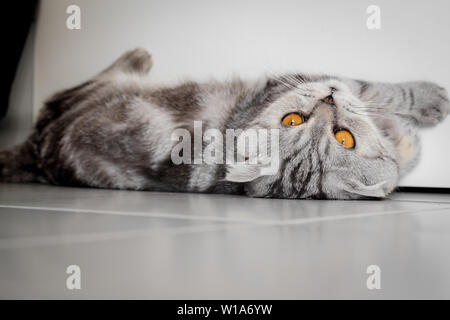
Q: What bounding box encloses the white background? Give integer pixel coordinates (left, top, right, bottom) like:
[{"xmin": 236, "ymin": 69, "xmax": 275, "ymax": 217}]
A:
[{"xmin": 34, "ymin": 0, "xmax": 450, "ymax": 187}]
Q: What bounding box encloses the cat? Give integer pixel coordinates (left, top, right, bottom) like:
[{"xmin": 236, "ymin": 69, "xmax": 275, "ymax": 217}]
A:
[{"xmin": 0, "ymin": 48, "xmax": 448, "ymax": 199}]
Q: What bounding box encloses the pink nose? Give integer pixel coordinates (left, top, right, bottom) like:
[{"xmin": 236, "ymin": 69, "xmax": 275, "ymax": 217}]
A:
[{"xmin": 321, "ymin": 95, "xmax": 334, "ymax": 105}]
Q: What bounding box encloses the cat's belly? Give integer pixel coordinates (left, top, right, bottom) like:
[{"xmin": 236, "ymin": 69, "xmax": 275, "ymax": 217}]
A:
[{"xmin": 36, "ymin": 95, "xmax": 186, "ymax": 190}]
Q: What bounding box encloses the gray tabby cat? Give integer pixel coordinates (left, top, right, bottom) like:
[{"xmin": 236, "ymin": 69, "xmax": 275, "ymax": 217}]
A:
[{"xmin": 0, "ymin": 48, "xmax": 448, "ymax": 199}]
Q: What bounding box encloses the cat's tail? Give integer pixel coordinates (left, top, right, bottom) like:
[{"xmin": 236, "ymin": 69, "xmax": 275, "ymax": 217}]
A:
[{"xmin": 0, "ymin": 139, "xmax": 40, "ymax": 183}]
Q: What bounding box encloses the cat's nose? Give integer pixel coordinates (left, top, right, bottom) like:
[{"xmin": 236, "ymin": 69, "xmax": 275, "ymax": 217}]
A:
[{"xmin": 321, "ymin": 95, "xmax": 334, "ymax": 105}]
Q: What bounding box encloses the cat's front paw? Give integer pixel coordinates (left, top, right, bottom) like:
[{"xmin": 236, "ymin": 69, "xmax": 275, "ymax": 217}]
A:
[{"xmin": 410, "ymin": 82, "xmax": 449, "ymax": 126}]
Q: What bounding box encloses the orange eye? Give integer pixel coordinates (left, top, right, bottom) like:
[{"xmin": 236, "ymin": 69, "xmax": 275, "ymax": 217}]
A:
[
  {"xmin": 282, "ymin": 113, "xmax": 305, "ymax": 126},
  {"xmin": 334, "ymin": 129, "xmax": 355, "ymax": 149}
]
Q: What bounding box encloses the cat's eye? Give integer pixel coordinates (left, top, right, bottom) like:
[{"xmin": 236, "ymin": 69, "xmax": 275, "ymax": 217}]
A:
[
  {"xmin": 334, "ymin": 128, "xmax": 355, "ymax": 149},
  {"xmin": 282, "ymin": 113, "xmax": 305, "ymax": 126}
]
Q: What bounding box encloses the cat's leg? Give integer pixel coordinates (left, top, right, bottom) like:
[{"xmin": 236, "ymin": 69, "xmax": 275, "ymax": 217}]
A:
[
  {"xmin": 346, "ymin": 79, "xmax": 449, "ymax": 176},
  {"xmin": 349, "ymin": 80, "xmax": 449, "ymax": 126},
  {"xmin": 100, "ymin": 47, "xmax": 153, "ymax": 76},
  {"xmin": 37, "ymin": 48, "xmax": 154, "ymax": 130},
  {"xmin": 405, "ymin": 82, "xmax": 449, "ymax": 126}
]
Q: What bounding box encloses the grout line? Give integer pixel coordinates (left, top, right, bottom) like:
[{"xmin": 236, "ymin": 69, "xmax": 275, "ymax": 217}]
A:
[
  {"xmin": 0, "ymin": 204, "xmax": 280, "ymax": 225},
  {"xmin": 0, "ymin": 223, "xmax": 232, "ymax": 250},
  {"xmin": 267, "ymin": 206, "xmax": 450, "ymax": 226},
  {"xmin": 1, "ymin": 205, "xmax": 450, "ymax": 250},
  {"xmin": 1, "ymin": 203, "xmax": 450, "ymax": 228}
]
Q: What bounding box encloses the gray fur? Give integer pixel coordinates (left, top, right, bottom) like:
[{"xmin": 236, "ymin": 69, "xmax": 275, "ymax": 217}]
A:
[{"xmin": 0, "ymin": 48, "xmax": 448, "ymax": 199}]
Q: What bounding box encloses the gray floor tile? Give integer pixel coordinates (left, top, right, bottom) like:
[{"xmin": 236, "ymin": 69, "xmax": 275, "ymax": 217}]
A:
[
  {"xmin": 1, "ymin": 209, "xmax": 450, "ymax": 299},
  {"xmin": 0, "ymin": 207, "xmax": 223, "ymax": 243},
  {"xmin": 0, "ymin": 184, "xmax": 447, "ymax": 224},
  {"xmin": 1, "ymin": 183, "xmax": 450, "ymax": 299}
]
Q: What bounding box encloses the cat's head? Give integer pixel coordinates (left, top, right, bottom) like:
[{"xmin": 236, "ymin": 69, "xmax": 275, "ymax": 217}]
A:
[{"xmin": 225, "ymin": 75, "xmax": 399, "ymax": 199}]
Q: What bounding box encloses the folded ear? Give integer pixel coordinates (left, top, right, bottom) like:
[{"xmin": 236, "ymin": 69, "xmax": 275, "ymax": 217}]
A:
[
  {"xmin": 341, "ymin": 179, "xmax": 387, "ymax": 198},
  {"xmin": 395, "ymin": 134, "xmax": 420, "ymax": 174}
]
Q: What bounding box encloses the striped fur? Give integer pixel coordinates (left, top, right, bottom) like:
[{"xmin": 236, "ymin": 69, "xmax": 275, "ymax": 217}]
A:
[{"xmin": 0, "ymin": 48, "xmax": 448, "ymax": 199}]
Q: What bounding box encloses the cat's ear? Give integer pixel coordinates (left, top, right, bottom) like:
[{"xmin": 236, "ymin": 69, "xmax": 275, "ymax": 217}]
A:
[
  {"xmin": 341, "ymin": 179, "xmax": 387, "ymax": 198},
  {"xmin": 395, "ymin": 135, "xmax": 419, "ymax": 170}
]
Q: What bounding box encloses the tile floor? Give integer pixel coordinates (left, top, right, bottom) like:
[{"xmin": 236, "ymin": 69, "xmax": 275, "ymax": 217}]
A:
[{"xmin": 0, "ymin": 183, "xmax": 449, "ymax": 299}]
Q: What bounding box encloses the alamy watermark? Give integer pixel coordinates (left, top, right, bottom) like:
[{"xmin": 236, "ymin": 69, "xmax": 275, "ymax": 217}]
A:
[
  {"xmin": 170, "ymin": 121, "xmax": 280, "ymax": 177},
  {"xmin": 66, "ymin": 5, "xmax": 81, "ymax": 30},
  {"xmin": 366, "ymin": 5, "xmax": 381, "ymax": 30},
  {"xmin": 366, "ymin": 264, "xmax": 381, "ymax": 290},
  {"xmin": 66, "ymin": 264, "xmax": 81, "ymax": 290}
]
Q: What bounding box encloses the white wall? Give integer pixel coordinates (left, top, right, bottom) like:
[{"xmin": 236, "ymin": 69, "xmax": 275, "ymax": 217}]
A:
[{"xmin": 34, "ymin": 0, "xmax": 450, "ymax": 187}]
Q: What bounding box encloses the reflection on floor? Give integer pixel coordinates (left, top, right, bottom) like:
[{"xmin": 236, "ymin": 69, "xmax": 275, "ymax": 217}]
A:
[{"xmin": 0, "ymin": 183, "xmax": 449, "ymax": 299}]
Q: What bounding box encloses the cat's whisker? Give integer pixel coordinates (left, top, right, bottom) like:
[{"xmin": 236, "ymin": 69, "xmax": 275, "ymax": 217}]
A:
[
  {"xmin": 361, "ymin": 101, "xmax": 394, "ymax": 109},
  {"xmin": 283, "ymin": 74, "xmax": 313, "ymax": 89},
  {"xmin": 343, "ymin": 102, "xmax": 409, "ymax": 119},
  {"xmin": 273, "ymin": 76, "xmax": 299, "ymax": 89},
  {"xmin": 347, "ymin": 106, "xmax": 413, "ymax": 118},
  {"xmin": 273, "ymin": 76, "xmax": 316, "ymax": 100},
  {"xmin": 357, "ymin": 108, "xmax": 389, "ymax": 113},
  {"xmin": 295, "ymin": 92, "xmax": 316, "ymax": 99},
  {"xmin": 273, "ymin": 78, "xmax": 297, "ymax": 92}
]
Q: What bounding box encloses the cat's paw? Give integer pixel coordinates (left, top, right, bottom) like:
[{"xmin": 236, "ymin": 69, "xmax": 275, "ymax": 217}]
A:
[
  {"xmin": 410, "ymin": 82, "xmax": 449, "ymax": 126},
  {"xmin": 106, "ymin": 47, "xmax": 153, "ymax": 75},
  {"xmin": 121, "ymin": 47, "xmax": 153, "ymax": 74},
  {"xmin": 125, "ymin": 48, "xmax": 153, "ymax": 74}
]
